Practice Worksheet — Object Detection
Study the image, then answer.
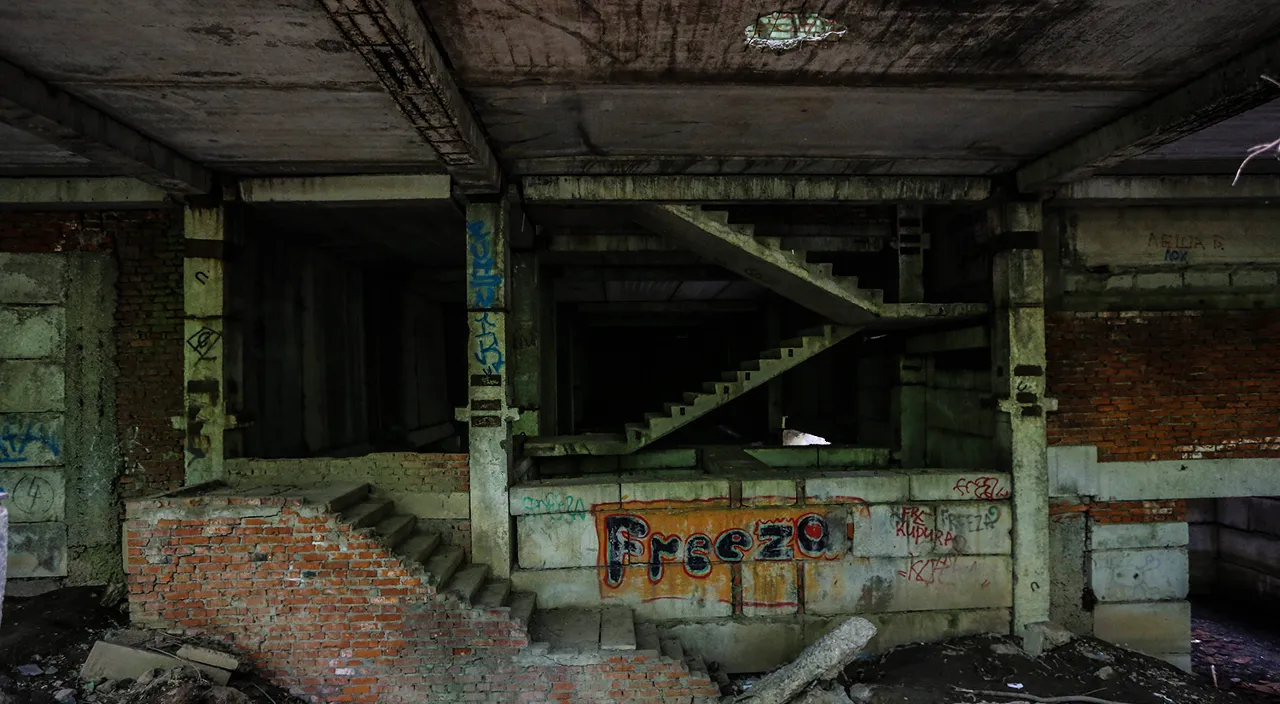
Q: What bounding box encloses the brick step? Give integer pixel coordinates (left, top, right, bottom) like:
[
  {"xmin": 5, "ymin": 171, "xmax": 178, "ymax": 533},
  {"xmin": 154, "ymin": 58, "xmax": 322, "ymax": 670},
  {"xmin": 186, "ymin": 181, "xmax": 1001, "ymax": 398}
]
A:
[
  {"xmin": 475, "ymin": 578, "xmax": 512, "ymax": 609},
  {"xmin": 507, "ymin": 591, "xmax": 537, "ymax": 626},
  {"xmin": 373, "ymin": 513, "xmax": 416, "ymax": 549},
  {"xmin": 423, "ymin": 545, "xmax": 464, "ymax": 587},
  {"xmin": 599, "ymin": 605, "xmax": 636, "ymax": 651},
  {"xmin": 342, "ymin": 498, "xmax": 394, "ymax": 529},
  {"xmin": 444, "ymin": 564, "xmax": 490, "ymax": 603}
]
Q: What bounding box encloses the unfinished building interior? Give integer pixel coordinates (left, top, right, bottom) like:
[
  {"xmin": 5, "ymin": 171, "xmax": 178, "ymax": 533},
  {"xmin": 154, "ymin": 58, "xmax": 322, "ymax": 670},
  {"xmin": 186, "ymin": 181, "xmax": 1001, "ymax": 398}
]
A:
[{"xmin": 3, "ymin": 1, "xmax": 1280, "ymax": 702}]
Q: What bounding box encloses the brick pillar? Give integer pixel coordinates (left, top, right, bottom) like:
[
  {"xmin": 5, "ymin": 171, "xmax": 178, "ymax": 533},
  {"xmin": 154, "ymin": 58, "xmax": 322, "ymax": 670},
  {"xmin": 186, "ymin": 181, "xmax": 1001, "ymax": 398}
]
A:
[
  {"xmin": 462, "ymin": 200, "xmax": 514, "ymax": 576},
  {"xmin": 989, "ymin": 201, "xmax": 1053, "ymax": 634},
  {"xmin": 181, "ymin": 204, "xmax": 239, "ymax": 485}
]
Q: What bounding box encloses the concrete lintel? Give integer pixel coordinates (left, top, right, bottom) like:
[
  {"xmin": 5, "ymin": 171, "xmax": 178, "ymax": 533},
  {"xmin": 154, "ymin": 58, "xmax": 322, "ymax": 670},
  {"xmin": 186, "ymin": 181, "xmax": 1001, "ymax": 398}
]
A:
[
  {"xmin": 1018, "ymin": 41, "xmax": 1280, "ymax": 191},
  {"xmin": 522, "ymin": 175, "xmax": 993, "ymax": 204},
  {"xmin": 1049, "ymin": 446, "xmax": 1280, "ymax": 501},
  {"xmin": 1051, "ymin": 176, "xmax": 1280, "ymax": 205},
  {"xmin": 905, "ymin": 326, "xmax": 989, "ymax": 355},
  {"xmin": 237, "ymin": 174, "xmax": 451, "ymax": 204},
  {"xmin": 0, "ymin": 178, "xmax": 170, "ymax": 207},
  {"xmin": 317, "ymin": 0, "xmax": 499, "ymax": 191},
  {"xmin": 0, "ymin": 60, "xmax": 211, "ymax": 195}
]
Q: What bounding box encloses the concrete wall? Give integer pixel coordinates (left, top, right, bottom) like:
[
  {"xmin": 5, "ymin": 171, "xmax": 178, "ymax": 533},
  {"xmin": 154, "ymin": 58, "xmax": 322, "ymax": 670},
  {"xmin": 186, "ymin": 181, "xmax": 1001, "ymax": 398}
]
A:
[
  {"xmin": 510, "ymin": 469, "xmax": 1014, "ymax": 672},
  {"xmin": 924, "ymin": 366, "xmax": 993, "ymax": 469},
  {"xmin": 1189, "ymin": 497, "xmax": 1280, "ymax": 604},
  {"xmin": 1048, "ymin": 206, "xmax": 1280, "ymax": 311}
]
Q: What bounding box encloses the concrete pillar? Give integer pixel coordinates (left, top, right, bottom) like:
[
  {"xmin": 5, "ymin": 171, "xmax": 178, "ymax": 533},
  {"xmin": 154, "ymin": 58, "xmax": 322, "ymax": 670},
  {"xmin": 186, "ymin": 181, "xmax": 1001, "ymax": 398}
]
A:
[
  {"xmin": 510, "ymin": 252, "xmax": 542, "ymax": 437},
  {"xmin": 463, "ymin": 200, "xmax": 515, "ymax": 577},
  {"xmin": 989, "ymin": 201, "xmax": 1053, "ymax": 634},
  {"xmin": 182, "ymin": 204, "xmax": 236, "ymax": 485},
  {"xmin": 895, "ymin": 204, "xmax": 925, "ymax": 303},
  {"xmin": 894, "ymin": 355, "xmax": 927, "ymax": 468}
]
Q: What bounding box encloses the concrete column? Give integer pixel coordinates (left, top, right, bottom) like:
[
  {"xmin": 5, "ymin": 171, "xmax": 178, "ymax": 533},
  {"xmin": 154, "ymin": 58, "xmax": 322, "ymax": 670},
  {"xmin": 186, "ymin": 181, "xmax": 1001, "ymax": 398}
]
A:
[
  {"xmin": 895, "ymin": 204, "xmax": 925, "ymax": 303},
  {"xmin": 989, "ymin": 202, "xmax": 1053, "ymax": 634},
  {"xmin": 765, "ymin": 298, "xmax": 784, "ymax": 437},
  {"xmin": 509, "ymin": 252, "xmax": 542, "ymax": 437},
  {"xmin": 894, "ymin": 355, "xmax": 927, "ymax": 468},
  {"xmin": 182, "ymin": 204, "xmax": 235, "ymax": 485},
  {"xmin": 463, "ymin": 201, "xmax": 514, "ymax": 577}
]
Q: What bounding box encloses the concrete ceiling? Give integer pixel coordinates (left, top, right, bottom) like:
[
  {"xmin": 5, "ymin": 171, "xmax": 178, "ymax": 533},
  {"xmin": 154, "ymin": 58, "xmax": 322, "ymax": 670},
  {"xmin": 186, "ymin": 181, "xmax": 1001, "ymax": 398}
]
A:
[{"xmin": 1, "ymin": 0, "xmax": 1279, "ymax": 186}]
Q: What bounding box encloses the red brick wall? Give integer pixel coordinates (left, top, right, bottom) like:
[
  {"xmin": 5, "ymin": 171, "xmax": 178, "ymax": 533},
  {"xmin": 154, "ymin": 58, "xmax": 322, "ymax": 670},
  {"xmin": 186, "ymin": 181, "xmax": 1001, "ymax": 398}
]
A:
[
  {"xmin": 1051, "ymin": 500, "xmax": 1187, "ymax": 524},
  {"xmin": 1047, "ymin": 311, "xmax": 1280, "ymax": 461},
  {"xmin": 126, "ymin": 493, "xmax": 719, "ymax": 704},
  {"xmin": 0, "ymin": 210, "xmax": 184, "ymax": 497},
  {"xmin": 113, "ymin": 210, "xmax": 185, "ymax": 498}
]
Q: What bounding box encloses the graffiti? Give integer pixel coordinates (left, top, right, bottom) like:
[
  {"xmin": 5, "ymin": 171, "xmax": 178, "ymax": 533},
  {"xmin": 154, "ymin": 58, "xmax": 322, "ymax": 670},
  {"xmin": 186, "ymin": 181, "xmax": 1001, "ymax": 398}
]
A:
[
  {"xmin": 1164, "ymin": 249, "xmax": 1189, "ymax": 263},
  {"xmin": 467, "ymin": 220, "xmax": 502, "ymax": 308},
  {"xmin": 940, "ymin": 506, "xmax": 1003, "ymax": 534},
  {"xmin": 12, "ymin": 474, "xmax": 56, "ymax": 520},
  {"xmin": 897, "ymin": 556, "xmax": 959, "ymax": 585},
  {"xmin": 893, "ymin": 506, "xmax": 966, "ymax": 552},
  {"xmin": 600, "ymin": 509, "xmax": 836, "ymax": 588},
  {"xmin": 1146, "ymin": 233, "xmax": 1225, "ymax": 252},
  {"xmin": 744, "ymin": 11, "xmax": 847, "ymax": 51},
  {"xmin": 952, "ymin": 476, "xmax": 1010, "ymax": 500},
  {"xmin": 0, "ymin": 416, "xmax": 61, "ymax": 464},
  {"xmin": 472, "ymin": 312, "xmax": 505, "ymax": 376},
  {"xmin": 186, "ymin": 325, "xmax": 222, "ymax": 361},
  {"xmin": 194, "ymin": 270, "xmax": 210, "ymax": 284},
  {"xmin": 522, "ymin": 493, "xmax": 588, "ymax": 522}
]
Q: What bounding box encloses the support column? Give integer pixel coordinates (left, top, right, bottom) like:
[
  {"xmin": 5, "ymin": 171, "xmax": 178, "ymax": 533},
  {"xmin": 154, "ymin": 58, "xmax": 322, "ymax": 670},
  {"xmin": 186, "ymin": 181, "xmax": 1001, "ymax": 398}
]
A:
[
  {"xmin": 510, "ymin": 252, "xmax": 542, "ymax": 437},
  {"xmin": 462, "ymin": 200, "xmax": 515, "ymax": 577},
  {"xmin": 989, "ymin": 201, "xmax": 1054, "ymax": 635},
  {"xmin": 181, "ymin": 204, "xmax": 238, "ymax": 485},
  {"xmin": 895, "ymin": 204, "xmax": 925, "ymax": 304}
]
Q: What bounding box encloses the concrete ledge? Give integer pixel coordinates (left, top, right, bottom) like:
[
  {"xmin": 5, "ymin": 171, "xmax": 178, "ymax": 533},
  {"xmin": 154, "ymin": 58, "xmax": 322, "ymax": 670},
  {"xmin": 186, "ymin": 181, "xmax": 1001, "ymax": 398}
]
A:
[
  {"xmin": 1050, "ymin": 445, "xmax": 1280, "ymax": 500},
  {"xmin": 1093, "ymin": 601, "xmax": 1190, "ymax": 655},
  {"xmin": 0, "ymin": 177, "xmax": 169, "ymax": 206},
  {"xmin": 742, "ymin": 478, "xmax": 797, "ymax": 506},
  {"xmin": 619, "ymin": 478, "xmax": 730, "ymax": 504},
  {"xmin": 237, "ymin": 174, "xmax": 451, "ymax": 203},
  {"xmin": 911, "ymin": 472, "xmax": 1011, "ymax": 502},
  {"xmin": 1091, "ymin": 522, "xmax": 1189, "ymax": 551},
  {"xmin": 805, "ymin": 472, "xmax": 909, "ymax": 504},
  {"xmin": 510, "ymin": 481, "xmax": 621, "ymax": 515}
]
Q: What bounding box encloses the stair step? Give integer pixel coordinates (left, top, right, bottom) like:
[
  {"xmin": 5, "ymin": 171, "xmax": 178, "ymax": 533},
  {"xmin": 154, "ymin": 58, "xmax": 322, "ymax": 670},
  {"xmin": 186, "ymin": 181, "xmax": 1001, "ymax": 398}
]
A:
[
  {"xmin": 445, "ymin": 564, "xmax": 490, "ymax": 603},
  {"xmin": 798, "ymin": 324, "xmax": 835, "ymax": 338},
  {"xmin": 507, "ymin": 591, "xmax": 537, "ymax": 625},
  {"xmin": 599, "ymin": 605, "xmax": 637, "ymax": 651},
  {"xmin": 343, "ymin": 498, "xmax": 394, "ymax": 529},
  {"xmin": 660, "ymin": 638, "xmax": 685, "ymax": 662},
  {"xmin": 475, "ymin": 578, "xmax": 512, "ymax": 609},
  {"xmin": 700, "ymin": 207, "xmax": 731, "ymax": 224},
  {"xmin": 686, "ymin": 653, "xmax": 708, "ymax": 674},
  {"xmin": 423, "ymin": 545, "xmax": 465, "ymax": 587},
  {"xmin": 780, "ymin": 337, "xmax": 807, "ymax": 348},
  {"xmin": 374, "ymin": 513, "xmax": 417, "ymax": 548},
  {"xmin": 397, "ymin": 531, "xmax": 441, "ymax": 564},
  {"xmin": 811, "ymin": 262, "xmax": 834, "ymax": 277},
  {"xmin": 758, "ymin": 236, "xmax": 782, "ymax": 249},
  {"xmin": 532, "ymin": 607, "xmax": 602, "ymax": 650},
  {"xmin": 303, "ymin": 483, "xmax": 370, "ymax": 513},
  {"xmin": 644, "ymin": 412, "xmax": 667, "ymax": 422},
  {"xmin": 663, "ymin": 402, "xmax": 689, "ymax": 416},
  {"xmin": 635, "ymin": 622, "xmax": 661, "ymax": 652}
]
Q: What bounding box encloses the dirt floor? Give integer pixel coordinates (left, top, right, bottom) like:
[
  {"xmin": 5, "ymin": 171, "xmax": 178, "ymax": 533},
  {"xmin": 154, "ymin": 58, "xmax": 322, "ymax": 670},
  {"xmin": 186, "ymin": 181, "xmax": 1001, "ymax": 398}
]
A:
[
  {"xmin": 835, "ymin": 633, "xmax": 1279, "ymax": 704},
  {"xmin": 1193, "ymin": 597, "xmax": 1280, "ymax": 699},
  {"xmin": 0, "ymin": 587, "xmax": 302, "ymax": 704}
]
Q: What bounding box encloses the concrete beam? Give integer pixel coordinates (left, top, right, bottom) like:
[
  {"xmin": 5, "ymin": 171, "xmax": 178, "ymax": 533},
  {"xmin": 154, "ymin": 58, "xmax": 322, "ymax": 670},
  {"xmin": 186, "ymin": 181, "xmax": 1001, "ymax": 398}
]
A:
[
  {"xmin": 1018, "ymin": 41, "xmax": 1280, "ymax": 191},
  {"xmin": 318, "ymin": 0, "xmax": 499, "ymax": 191},
  {"xmin": 0, "ymin": 59, "xmax": 211, "ymax": 195},
  {"xmin": 1050, "ymin": 446, "xmax": 1280, "ymax": 501},
  {"xmin": 1050, "ymin": 176, "xmax": 1280, "ymax": 205},
  {"xmin": 549, "ymin": 233, "xmax": 884, "ymax": 253},
  {"xmin": 523, "ymin": 176, "xmax": 993, "ymax": 204},
  {"xmin": 0, "ymin": 178, "xmax": 170, "ymax": 207},
  {"xmin": 237, "ymin": 174, "xmax": 451, "ymax": 204}
]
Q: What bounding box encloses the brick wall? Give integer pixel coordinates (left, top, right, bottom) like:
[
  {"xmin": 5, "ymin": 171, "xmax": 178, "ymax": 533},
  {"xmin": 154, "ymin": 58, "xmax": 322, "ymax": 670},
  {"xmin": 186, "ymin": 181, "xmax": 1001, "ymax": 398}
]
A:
[
  {"xmin": 113, "ymin": 211, "xmax": 185, "ymax": 498},
  {"xmin": 0, "ymin": 210, "xmax": 115, "ymax": 253},
  {"xmin": 1051, "ymin": 499, "xmax": 1187, "ymax": 524},
  {"xmin": 126, "ymin": 493, "xmax": 719, "ymax": 704},
  {"xmin": 1047, "ymin": 311, "xmax": 1280, "ymax": 461}
]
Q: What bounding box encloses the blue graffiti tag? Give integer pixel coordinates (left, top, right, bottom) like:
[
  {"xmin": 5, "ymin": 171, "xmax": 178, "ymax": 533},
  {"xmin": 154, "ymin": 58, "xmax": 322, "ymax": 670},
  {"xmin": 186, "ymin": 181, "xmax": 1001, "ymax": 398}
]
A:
[
  {"xmin": 467, "ymin": 220, "xmax": 502, "ymax": 308},
  {"xmin": 0, "ymin": 417, "xmax": 62, "ymax": 464},
  {"xmin": 473, "ymin": 311, "xmax": 505, "ymax": 376}
]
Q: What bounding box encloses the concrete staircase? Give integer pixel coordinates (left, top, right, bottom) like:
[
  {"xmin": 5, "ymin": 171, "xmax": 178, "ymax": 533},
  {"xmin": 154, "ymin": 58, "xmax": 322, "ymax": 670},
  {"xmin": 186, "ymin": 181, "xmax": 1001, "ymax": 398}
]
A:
[
  {"xmin": 524, "ymin": 324, "xmax": 856, "ymax": 457},
  {"xmin": 631, "ymin": 204, "xmax": 987, "ymax": 326},
  {"xmin": 313, "ymin": 483, "xmax": 725, "ymax": 697}
]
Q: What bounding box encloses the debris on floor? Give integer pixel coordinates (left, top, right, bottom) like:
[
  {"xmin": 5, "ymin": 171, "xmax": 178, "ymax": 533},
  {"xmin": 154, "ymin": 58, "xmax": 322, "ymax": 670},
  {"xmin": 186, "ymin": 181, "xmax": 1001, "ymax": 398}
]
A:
[
  {"xmin": 1193, "ymin": 598, "xmax": 1280, "ymax": 699},
  {"xmin": 730, "ymin": 631, "xmax": 1275, "ymax": 704},
  {"xmin": 1, "ymin": 587, "xmax": 301, "ymax": 704}
]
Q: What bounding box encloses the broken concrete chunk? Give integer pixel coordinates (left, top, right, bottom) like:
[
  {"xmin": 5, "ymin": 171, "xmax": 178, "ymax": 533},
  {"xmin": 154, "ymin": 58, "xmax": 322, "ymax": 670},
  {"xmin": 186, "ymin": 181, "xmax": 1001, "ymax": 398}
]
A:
[
  {"xmin": 846, "ymin": 683, "xmax": 874, "ymax": 702},
  {"xmin": 175, "ymin": 646, "xmax": 240, "ymax": 672},
  {"xmin": 16, "ymin": 665, "xmax": 42, "ymax": 677},
  {"xmin": 989, "ymin": 642, "xmax": 1024, "ymax": 656},
  {"xmin": 792, "ymin": 684, "xmax": 855, "ymax": 704},
  {"xmin": 1020, "ymin": 621, "xmax": 1074, "ymax": 657},
  {"xmin": 79, "ymin": 642, "xmax": 230, "ymax": 686},
  {"xmin": 733, "ymin": 617, "xmax": 876, "ymax": 704},
  {"xmin": 53, "ymin": 688, "xmax": 75, "ymax": 703},
  {"xmin": 204, "ymin": 686, "xmax": 251, "ymax": 704},
  {"xmin": 1095, "ymin": 666, "xmax": 1116, "ymax": 680}
]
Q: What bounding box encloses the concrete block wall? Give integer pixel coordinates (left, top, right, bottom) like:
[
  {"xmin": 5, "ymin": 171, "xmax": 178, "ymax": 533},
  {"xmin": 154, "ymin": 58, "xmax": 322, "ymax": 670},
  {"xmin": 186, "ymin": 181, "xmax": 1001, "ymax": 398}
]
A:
[
  {"xmin": 924, "ymin": 367, "xmax": 994, "ymax": 469},
  {"xmin": 1050, "ymin": 498, "xmax": 1190, "ymax": 670},
  {"xmin": 227, "ymin": 453, "xmax": 472, "ymax": 555},
  {"xmin": 1189, "ymin": 497, "xmax": 1280, "ymax": 603},
  {"xmin": 1047, "ymin": 310, "xmax": 1280, "ymax": 462},
  {"xmin": 2, "ymin": 210, "xmax": 181, "ymax": 585},
  {"xmin": 125, "ymin": 491, "xmax": 719, "ymax": 703},
  {"xmin": 511, "ymin": 470, "xmax": 1014, "ymax": 672}
]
